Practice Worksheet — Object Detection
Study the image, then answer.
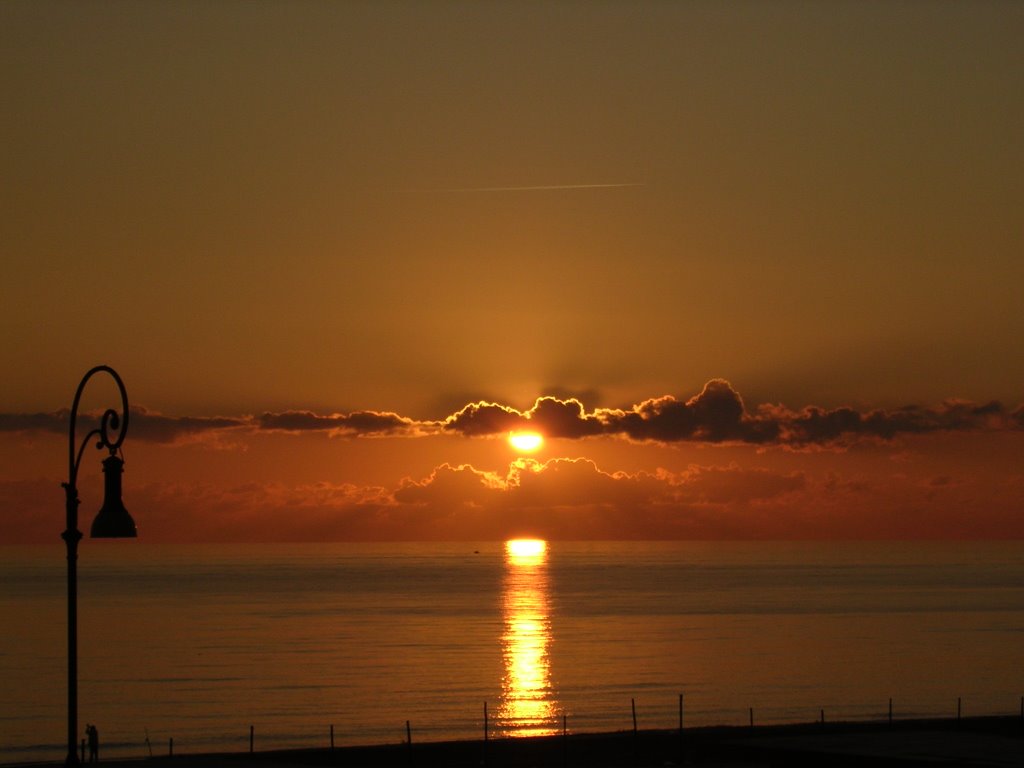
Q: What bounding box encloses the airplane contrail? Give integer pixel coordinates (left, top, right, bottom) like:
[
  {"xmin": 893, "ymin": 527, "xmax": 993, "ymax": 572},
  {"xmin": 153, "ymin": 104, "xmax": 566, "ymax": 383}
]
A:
[{"xmin": 443, "ymin": 182, "xmax": 644, "ymax": 192}]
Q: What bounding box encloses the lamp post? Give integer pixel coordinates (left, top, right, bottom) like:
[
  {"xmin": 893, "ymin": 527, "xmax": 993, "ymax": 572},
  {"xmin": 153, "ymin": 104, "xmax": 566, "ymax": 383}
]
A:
[{"xmin": 63, "ymin": 366, "xmax": 137, "ymax": 767}]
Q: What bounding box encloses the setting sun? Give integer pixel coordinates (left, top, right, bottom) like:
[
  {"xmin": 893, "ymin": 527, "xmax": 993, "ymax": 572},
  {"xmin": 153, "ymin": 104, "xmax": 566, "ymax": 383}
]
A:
[
  {"xmin": 506, "ymin": 539, "xmax": 547, "ymax": 559},
  {"xmin": 508, "ymin": 432, "xmax": 544, "ymax": 452}
]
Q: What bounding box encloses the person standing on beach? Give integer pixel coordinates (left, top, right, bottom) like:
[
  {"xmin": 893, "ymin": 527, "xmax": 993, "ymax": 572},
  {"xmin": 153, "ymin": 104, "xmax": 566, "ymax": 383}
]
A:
[{"xmin": 88, "ymin": 724, "xmax": 99, "ymax": 763}]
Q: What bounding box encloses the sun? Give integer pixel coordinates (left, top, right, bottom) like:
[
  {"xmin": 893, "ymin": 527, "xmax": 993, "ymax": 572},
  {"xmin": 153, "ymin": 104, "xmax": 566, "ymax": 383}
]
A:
[
  {"xmin": 508, "ymin": 431, "xmax": 544, "ymax": 452},
  {"xmin": 506, "ymin": 538, "xmax": 547, "ymax": 560}
]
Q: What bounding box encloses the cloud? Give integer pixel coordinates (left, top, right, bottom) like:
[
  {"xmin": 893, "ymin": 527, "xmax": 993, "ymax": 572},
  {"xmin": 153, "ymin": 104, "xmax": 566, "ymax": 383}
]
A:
[
  {"xmin": 130, "ymin": 407, "xmax": 248, "ymax": 443},
  {"xmin": 760, "ymin": 397, "xmax": 1018, "ymax": 447},
  {"xmin": 1013, "ymin": 405, "xmax": 1024, "ymax": 428},
  {"xmin": 4, "ymin": 451, "xmax": 1022, "ymax": 543},
  {"xmin": 0, "ymin": 407, "xmax": 246, "ymax": 444},
  {"xmin": 0, "ymin": 412, "xmax": 68, "ymax": 434},
  {"xmin": 127, "ymin": 480, "xmax": 392, "ymax": 542},
  {"xmin": 257, "ymin": 409, "xmax": 420, "ymax": 437},
  {"xmin": 526, "ymin": 397, "xmax": 605, "ymax": 438},
  {"xmin": 394, "ymin": 463, "xmax": 507, "ymax": 505},
  {"xmin": 674, "ymin": 465, "xmax": 807, "ymax": 504},
  {"xmin": 2, "ymin": 380, "xmax": 1021, "ymax": 448},
  {"xmin": 439, "ymin": 380, "xmax": 1023, "ymax": 448},
  {"xmin": 442, "ymin": 401, "xmax": 525, "ymax": 436},
  {"xmin": 596, "ymin": 379, "xmax": 777, "ymax": 443},
  {"xmin": 388, "ymin": 457, "xmax": 808, "ymax": 540},
  {"xmin": 0, "ymin": 406, "xmax": 420, "ymax": 444}
]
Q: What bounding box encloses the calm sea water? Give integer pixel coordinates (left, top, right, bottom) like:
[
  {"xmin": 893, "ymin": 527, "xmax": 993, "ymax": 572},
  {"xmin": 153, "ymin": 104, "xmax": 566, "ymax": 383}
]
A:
[{"xmin": 2, "ymin": 541, "xmax": 1024, "ymax": 763}]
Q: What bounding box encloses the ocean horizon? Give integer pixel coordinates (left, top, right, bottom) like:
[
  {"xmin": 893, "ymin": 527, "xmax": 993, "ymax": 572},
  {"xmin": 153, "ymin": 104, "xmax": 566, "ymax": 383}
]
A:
[{"xmin": 3, "ymin": 540, "xmax": 1023, "ymax": 763}]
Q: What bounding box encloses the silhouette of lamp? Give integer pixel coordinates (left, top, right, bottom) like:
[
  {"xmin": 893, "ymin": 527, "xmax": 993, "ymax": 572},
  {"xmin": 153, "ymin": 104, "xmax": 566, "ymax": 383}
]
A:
[{"xmin": 62, "ymin": 366, "xmax": 136, "ymax": 767}]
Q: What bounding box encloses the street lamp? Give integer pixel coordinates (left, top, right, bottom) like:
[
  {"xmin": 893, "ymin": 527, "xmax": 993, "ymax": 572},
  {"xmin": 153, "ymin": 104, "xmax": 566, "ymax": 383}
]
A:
[{"xmin": 62, "ymin": 366, "xmax": 137, "ymax": 767}]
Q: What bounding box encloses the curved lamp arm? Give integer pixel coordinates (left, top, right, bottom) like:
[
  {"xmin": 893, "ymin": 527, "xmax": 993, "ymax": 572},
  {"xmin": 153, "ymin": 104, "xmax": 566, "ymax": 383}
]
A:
[{"xmin": 65, "ymin": 365, "xmax": 129, "ymax": 492}]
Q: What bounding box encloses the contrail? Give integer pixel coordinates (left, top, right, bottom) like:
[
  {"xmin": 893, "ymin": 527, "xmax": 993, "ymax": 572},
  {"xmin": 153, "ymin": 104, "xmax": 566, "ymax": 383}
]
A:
[{"xmin": 443, "ymin": 182, "xmax": 644, "ymax": 193}]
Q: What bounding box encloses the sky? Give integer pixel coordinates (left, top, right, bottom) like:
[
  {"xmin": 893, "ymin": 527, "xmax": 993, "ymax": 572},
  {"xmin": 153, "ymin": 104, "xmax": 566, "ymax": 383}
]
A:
[{"xmin": 2, "ymin": 1, "xmax": 1022, "ymax": 543}]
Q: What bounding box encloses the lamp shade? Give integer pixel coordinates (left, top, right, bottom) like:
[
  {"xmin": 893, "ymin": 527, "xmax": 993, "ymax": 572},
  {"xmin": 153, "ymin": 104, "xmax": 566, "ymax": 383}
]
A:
[{"xmin": 90, "ymin": 455, "xmax": 137, "ymax": 538}]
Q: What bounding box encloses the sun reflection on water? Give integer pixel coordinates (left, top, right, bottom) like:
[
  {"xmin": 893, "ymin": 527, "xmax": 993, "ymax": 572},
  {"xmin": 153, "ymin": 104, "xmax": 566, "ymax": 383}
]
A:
[{"xmin": 498, "ymin": 539, "xmax": 558, "ymax": 736}]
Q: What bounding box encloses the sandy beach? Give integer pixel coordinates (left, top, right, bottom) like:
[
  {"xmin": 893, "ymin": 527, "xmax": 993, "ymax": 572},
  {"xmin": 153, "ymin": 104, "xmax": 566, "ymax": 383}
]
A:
[{"xmin": 15, "ymin": 716, "xmax": 1024, "ymax": 768}]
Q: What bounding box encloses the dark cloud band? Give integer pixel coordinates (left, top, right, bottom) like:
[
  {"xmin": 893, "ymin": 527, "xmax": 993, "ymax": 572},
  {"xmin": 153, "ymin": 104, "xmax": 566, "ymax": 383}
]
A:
[
  {"xmin": 2, "ymin": 380, "xmax": 1021, "ymax": 447},
  {"xmin": 0, "ymin": 407, "xmax": 246, "ymax": 443}
]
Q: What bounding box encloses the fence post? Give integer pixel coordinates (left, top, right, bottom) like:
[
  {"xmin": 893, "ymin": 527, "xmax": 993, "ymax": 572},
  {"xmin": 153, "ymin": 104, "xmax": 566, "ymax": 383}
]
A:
[
  {"xmin": 169, "ymin": 737, "xmax": 173, "ymax": 757},
  {"xmin": 330, "ymin": 724, "xmax": 335, "ymax": 749},
  {"xmin": 249, "ymin": 725, "xmax": 254, "ymax": 753},
  {"xmin": 631, "ymin": 698, "xmax": 638, "ymax": 763},
  {"xmin": 678, "ymin": 693, "xmax": 685, "ymax": 764},
  {"xmin": 562, "ymin": 713, "xmax": 568, "ymax": 768},
  {"xmin": 406, "ymin": 720, "xmax": 413, "ymax": 767},
  {"xmin": 483, "ymin": 702, "xmax": 488, "ymax": 767},
  {"xmin": 888, "ymin": 698, "xmax": 893, "ymax": 726},
  {"xmin": 749, "ymin": 707, "xmax": 754, "ymax": 729}
]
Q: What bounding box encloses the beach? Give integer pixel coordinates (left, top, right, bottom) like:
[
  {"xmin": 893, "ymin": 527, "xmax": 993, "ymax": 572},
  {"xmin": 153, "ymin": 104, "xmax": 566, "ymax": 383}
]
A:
[{"xmin": 17, "ymin": 717, "xmax": 1024, "ymax": 768}]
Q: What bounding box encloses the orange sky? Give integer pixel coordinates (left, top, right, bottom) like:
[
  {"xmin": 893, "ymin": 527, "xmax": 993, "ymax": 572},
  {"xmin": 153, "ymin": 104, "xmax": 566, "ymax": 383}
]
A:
[{"xmin": 2, "ymin": 2, "xmax": 1022, "ymax": 543}]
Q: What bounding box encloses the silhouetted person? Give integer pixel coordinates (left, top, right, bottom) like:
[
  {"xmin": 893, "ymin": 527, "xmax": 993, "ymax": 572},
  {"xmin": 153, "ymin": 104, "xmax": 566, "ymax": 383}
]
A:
[{"xmin": 87, "ymin": 724, "xmax": 99, "ymax": 763}]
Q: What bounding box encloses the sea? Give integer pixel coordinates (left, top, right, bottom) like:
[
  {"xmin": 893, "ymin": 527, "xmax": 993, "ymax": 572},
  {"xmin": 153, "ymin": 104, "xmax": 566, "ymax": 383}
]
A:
[{"xmin": 2, "ymin": 540, "xmax": 1023, "ymax": 763}]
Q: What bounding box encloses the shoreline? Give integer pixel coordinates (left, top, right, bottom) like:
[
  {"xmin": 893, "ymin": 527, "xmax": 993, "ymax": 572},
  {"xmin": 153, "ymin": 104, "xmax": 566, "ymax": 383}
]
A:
[{"xmin": 9, "ymin": 715, "xmax": 1024, "ymax": 768}]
